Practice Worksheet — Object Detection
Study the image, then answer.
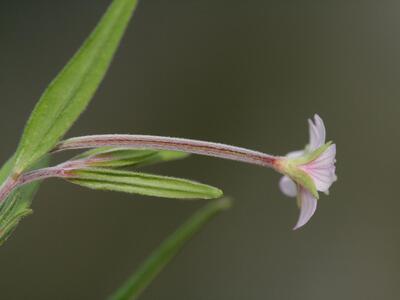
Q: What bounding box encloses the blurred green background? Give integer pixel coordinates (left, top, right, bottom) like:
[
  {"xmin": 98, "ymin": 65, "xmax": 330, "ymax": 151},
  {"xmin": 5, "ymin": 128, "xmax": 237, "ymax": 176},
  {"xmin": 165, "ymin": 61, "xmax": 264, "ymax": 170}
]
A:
[{"xmin": 0, "ymin": 0, "xmax": 399, "ymax": 299}]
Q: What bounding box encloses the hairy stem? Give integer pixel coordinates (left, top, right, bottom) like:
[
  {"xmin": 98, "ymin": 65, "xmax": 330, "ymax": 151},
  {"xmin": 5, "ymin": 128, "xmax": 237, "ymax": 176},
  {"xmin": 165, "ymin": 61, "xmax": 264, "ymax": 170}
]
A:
[
  {"xmin": 0, "ymin": 166, "xmax": 74, "ymax": 205},
  {"xmin": 56, "ymin": 135, "xmax": 279, "ymax": 168},
  {"xmin": 19, "ymin": 167, "xmax": 68, "ymax": 186}
]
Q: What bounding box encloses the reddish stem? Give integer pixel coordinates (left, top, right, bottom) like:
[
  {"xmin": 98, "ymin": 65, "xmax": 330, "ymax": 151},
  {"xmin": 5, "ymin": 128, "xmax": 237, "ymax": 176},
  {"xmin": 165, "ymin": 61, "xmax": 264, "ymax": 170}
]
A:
[
  {"xmin": 0, "ymin": 166, "xmax": 74, "ymax": 205},
  {"xmin": 56, "ymin": 135, "xmax": 279, "ymax": 168}
]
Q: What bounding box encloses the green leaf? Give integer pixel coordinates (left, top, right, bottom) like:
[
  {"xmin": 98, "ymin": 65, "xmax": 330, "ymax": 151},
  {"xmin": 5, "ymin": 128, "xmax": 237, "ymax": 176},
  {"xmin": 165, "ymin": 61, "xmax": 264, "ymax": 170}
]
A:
[
  {"xmin": 68, "ymin": 168, "xmax": 223, "ymax": 199},
  {"xmin": 108, "ymin": 198, "xmax": 232, "ymax": 300},
  {"xmin": 75, "ymin": 147, "xmax": 189, "ymax": 168},
  {"xmin": 134, "ymin": 150, "xmax": 190, "ymax": 168},
  {"xmin": 0, "ymin": 156, "xmax": 49, "ymax": 245},
  {"xmin": 13, "ymin": 0, "xmax": 139, "ymax": 174},
  {"xmin": 0, "ymin": 192, "xmax": 33, "ymax": 246}
]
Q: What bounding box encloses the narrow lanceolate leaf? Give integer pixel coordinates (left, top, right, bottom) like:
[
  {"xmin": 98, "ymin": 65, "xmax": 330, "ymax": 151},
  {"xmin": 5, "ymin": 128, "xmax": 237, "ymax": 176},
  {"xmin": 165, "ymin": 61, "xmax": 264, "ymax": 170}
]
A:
[
  {"xmin": 13, "ymin": 0, "xmax": 139, "ymax": 174},
  {"xmin": 109, "ymin": 198, "xmax": 232, "ymax": 300},
  {"xmin": 75, "ymin": 147, "xmax": 189, "ymax": 168},
  {"xmin": 68, "ymin": 168, "xmax": 223, "ymax": 200}
]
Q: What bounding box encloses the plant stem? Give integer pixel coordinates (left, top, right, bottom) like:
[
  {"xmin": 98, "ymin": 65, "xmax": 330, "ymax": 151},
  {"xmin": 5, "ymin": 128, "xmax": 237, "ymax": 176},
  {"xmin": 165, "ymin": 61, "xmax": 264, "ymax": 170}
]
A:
[
  {"xmin": 0, "ymin": 166, "xmax": 73, "ymax": 205},
  {"xmin": 18, "ymin": 167, "xmax": 67, "ymax": 186},
  {"xmin": 56, "ymin": 135, "xmax": 279, "ymax": 168}
]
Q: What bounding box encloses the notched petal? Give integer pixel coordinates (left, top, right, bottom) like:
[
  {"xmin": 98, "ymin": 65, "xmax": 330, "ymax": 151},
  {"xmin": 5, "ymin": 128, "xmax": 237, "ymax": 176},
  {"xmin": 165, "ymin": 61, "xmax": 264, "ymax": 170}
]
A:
[
  {"xmin": 308, "ymin": 114, "xmax": 326, "ymax": 151},
  {"xmin": 314, "ymin": 114, "xmax": 326, "ymax": 145}
]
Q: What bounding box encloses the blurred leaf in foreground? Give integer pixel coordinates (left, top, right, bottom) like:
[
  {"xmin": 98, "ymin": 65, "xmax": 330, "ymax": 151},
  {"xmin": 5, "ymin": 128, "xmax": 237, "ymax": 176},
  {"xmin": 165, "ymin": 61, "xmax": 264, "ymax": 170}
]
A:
[{"xmin": 109, "ymin": 198, "xmax": 232, "ymax": 300}]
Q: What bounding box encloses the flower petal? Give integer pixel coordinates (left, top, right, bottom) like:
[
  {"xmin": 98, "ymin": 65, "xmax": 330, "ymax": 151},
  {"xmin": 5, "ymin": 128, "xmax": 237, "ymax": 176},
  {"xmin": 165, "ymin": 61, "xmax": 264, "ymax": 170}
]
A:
[
  {"xmin": 279, "ymin": 176, "xmax": 298, "ymax": 197},
  {"xmin": 314, "ymin": 114, "xmax": 326, "ymax": 145},
  {"xmin": 313, "ymin": 143, "xmax": 336, "ymax": 166},
  {"xmin": 308, "ymin": 114, "xmax": 326, "ymax": 151},
  {"xmin": 301, "ymin": 144, "xmax": 337, "ymax": 193},
  {"xmin": 293, "ymin": 187, "xmax": 317, "ymax": 230}
]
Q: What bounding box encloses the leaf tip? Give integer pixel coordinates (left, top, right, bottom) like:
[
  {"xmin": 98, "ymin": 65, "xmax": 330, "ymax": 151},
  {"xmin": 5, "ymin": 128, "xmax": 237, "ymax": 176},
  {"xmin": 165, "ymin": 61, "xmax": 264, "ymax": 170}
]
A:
[{"xmin": 207, "ymin": 187, "xmax": 224, "ymax": 199}]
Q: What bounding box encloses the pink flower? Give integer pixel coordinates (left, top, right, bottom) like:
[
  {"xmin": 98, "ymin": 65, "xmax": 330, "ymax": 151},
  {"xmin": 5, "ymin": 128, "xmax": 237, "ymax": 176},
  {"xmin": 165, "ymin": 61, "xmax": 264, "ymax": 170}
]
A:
[{"xmin": 278, "ymin": 114, "xmax": 337, "ymax": 230}]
